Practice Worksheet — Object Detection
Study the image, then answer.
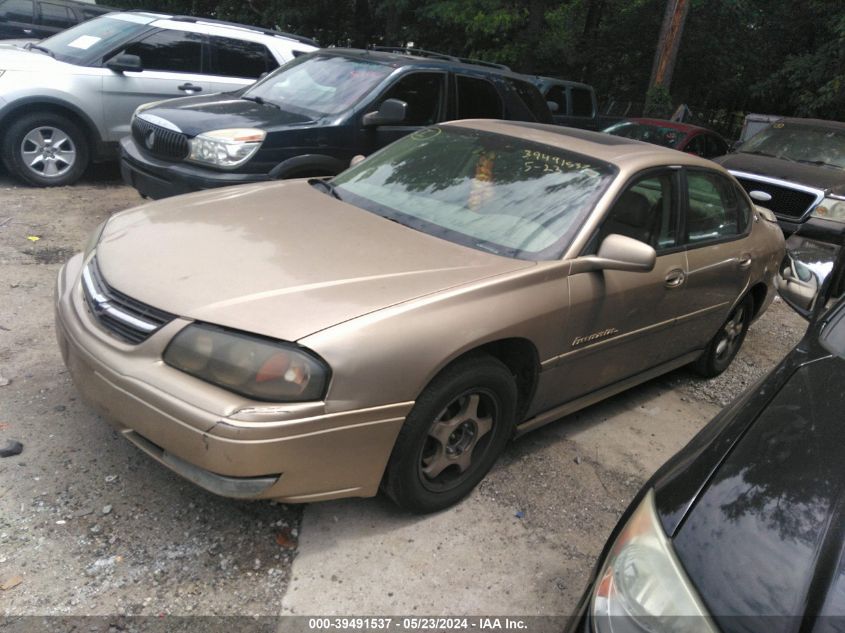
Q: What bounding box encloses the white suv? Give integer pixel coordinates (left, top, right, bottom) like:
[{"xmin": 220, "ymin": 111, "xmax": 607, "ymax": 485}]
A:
[{"xmin": 0, "ymin": 11, "xmax": 316, "ymax": 186}]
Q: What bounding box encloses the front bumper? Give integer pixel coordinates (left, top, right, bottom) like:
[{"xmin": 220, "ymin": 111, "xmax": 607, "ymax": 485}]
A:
[
  {"xmin": 55, "ymin": 253, "xmax": 410, "ymax": 502},
  {"xmin": 120, "ymin": 136, "xmax": 270, "ymax": 200}
]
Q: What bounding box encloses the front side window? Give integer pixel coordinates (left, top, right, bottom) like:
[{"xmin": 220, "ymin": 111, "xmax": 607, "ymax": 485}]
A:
[
  {"xmin": 596, "ymin": 173, "xmax": 678, "ymax": 252},
  {"xmin": 377, "ymin": 72, "xmax": 445, "ymax": 126},
  {"xmin": 38, "ymin": 14, "xmax": 150, "ymax": 65},
  {"xmin": 208, "ymin": 35, "xmax": 277, "ymax": 79},
  {"xmin": 0, "ymin": 0, "xmax": 33, "ymax": 22},
  {"xmin": 705, "ymin": 134, "xmax": 727, "ymax": 158},
  {"xmin": 571, "ymin": 88, "xmax": 594, "ymax": 117},
  {"xmin": 121, "ymin": 29, "xmax": 203, "ymax": 73},
  {"xmin": 331, "ymin": 126, "xmax": 616, "ymax": 260},
  {"xmin": 544, "ymin": 85, "xmax": 567, "ymax": 114},
  {"xmin": 506, "ymin": 78, "xmax": 552, "ymax": 123},
  {"xmin": 245, "ymin": 54, "xmax": 393, "ymax": 118},
  {"xmin": 684, "ymin": 135, "xmax": 707, "ymax": 157},
  {"xmin": 456, "ymin": 75, "xmax": 503, "ymax": 119},
  {"xmin": 685, "ymin": 171, "xmax": 749, "ymax": 245}
]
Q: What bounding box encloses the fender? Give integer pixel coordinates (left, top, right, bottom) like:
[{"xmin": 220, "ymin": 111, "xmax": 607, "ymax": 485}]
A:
[{"xmin": 268, "ymin": 154, "xmax": 349, "ymax": 179}]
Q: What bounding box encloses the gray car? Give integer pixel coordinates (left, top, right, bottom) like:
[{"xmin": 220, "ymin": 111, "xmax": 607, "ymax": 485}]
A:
[{"xmin": 0, "ymin": 11, "xmax": 316, "ymax": 186}]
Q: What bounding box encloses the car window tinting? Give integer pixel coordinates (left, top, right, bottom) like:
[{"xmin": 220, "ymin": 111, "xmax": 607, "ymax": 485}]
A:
[
  {"xmin": 39, "ymin": 2, "xmax": 75, "ymax": 28},
  {"xmin": 706, "ymin": 134, "xmax": 727, "ymax": 158},
  {"xmin": 332, "ymin": 126, "xmax": 616, "ymax": 261},
  {"xmin": 121, "ymin": 29, "xmax": 203, "ymax": 74},
  {"xmin": 377, "ymin": 72, "xmax": 445, "ymax": 126},
  {"xmin": 208, "ymin": 35, "xmax": 277, "ymax": 79},
  {"xmin": 571, "ymin": 88, "xmax": 593, "ymax": 117},
  {"xmin": 596, "ymin": 173, "xmax": 678, "ymax": 252},
  {"xmin": 0, "ymin": 0, "xmax": 33, "ymax": 21},
  {"xmin": 685, "ymin": 171, "xmax": 749, "ymax": 245},
  {"xmin": 39, "ymin": 14, "xmax": 150, "ymax": 65},
  {"xmin": 685, "ymin": 135, "xmax": 707, "ymax": 157},
  {"xmin": 506, "ymin": 78, "xmax": 552, "ymax": 123},
  {"xmin": 545, "ymin": 85, "xmax": 567, "ymax": 114},
  {"xmin": 456, "ymin": 75, "xmax": 503, "ymax": 119}
]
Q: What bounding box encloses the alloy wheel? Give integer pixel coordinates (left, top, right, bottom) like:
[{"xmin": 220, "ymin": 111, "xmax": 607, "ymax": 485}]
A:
[{"xmin": 21, "ymin": 126, "xmax": 77, "ymax": 179}]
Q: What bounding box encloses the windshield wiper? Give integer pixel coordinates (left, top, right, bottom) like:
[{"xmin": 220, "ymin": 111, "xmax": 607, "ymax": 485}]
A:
[
  {"xmin": 308, "ymin": 178, "xmax": 342, "ymax": 200},
  {"xmin": 795, "ymin": 158, "xmax": 843, "ymax": 169},
  {"xmin": 742, "ymin": 149, "xmax": 795, "ymax": 162},
  {"xmin": 26, "ymin": 43, "xmax": 55, "ymax": 58},
  {"xmin": 241, "ymin": 95, "xmax": 280, "ymax": 109}
]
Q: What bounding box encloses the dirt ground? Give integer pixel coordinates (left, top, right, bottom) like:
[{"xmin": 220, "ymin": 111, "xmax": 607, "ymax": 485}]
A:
[{"xmin": 0, "ymin": 165, "xmax": 806, "ymax": 618}]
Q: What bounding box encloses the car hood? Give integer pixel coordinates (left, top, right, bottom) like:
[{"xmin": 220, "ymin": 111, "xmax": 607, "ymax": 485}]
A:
[
  {"xmin": 142, "ymin": 94, "xmax": 315, "ymax": 137},
  {"xmin": 669, "ymin": 353, "xmax": 845, "ymax": 627},
  {"xmin": 96, "ymin": 180, "xmax": 532, "ymax": 342},
  {"xmin": 716, "ymin": 152, "xmax": 845, "ymax": 193},
  {"xmin": 0, "ymin": 46, "xmax": 62, "ymax": 71}
]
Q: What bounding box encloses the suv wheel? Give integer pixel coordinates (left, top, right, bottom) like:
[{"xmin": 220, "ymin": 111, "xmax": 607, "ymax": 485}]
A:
[{"xmin": 2, "ymin": 112, "xmax": 89, "ymax": 187}]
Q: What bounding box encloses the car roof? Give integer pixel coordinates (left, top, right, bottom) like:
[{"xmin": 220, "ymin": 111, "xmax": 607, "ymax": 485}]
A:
[{"xmin": 447, "ymin": 119, "xmax": 727, "ymax": 171}]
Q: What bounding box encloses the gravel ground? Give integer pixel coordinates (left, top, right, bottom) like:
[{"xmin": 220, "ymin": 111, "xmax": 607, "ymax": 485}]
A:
[{"xmin": 0, "ymin": 164, "xmax": 807, "ymax": 618}]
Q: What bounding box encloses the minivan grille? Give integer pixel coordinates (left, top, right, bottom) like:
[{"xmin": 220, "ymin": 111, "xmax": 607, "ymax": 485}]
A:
[
  {"xmin": 131, "ymin": 116, "xmax": 189, "ymax": 161},
  {"xmin": 81, "ymin": 257, "xmax": 175, "ymax": 344},
  {"xmin": 733, "ymin": 176, "xmax": 820, "ymax": 220}
]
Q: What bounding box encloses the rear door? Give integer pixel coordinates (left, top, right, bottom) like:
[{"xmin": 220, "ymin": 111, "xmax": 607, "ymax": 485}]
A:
[
  {"xmin": 204, "ymin": 34, "xmax": 280, "ymax": 94},
  {"xmin": 101, "ymin": 27, "xmax": 207, "ymax": 141}
]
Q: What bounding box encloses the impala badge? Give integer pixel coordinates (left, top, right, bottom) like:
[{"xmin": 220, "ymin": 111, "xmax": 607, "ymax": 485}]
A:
[{"xmin": 572, "ymin": 328, "xmax": 620, "ymax": 347}]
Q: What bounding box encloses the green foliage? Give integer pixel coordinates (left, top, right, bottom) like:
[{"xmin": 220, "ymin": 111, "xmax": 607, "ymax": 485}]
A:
[{"xmin": 644, "ymin": 85, "xmax": 673, "ymax": 118}]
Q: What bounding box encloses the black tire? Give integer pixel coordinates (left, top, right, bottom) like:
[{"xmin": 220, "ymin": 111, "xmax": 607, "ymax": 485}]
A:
[
  {"xmin": 2, "ymin": 112, "xmax": 90, "ymax": 187},
  {"xmin": 383, "ymin": 354, "xmax": 517, "ymax": 514},
  {"xmin": 692, "ymin": 294, "xmax": 753, "ymax": 378}
]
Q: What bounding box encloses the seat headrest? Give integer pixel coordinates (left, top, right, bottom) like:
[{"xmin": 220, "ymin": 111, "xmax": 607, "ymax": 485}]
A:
[{"xmin": 614, "ymin": 191, "xmax": 651, "ymax": 227}]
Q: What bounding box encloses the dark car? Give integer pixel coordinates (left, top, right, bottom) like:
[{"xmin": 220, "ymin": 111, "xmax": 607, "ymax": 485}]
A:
[
  {"xmin": 0, "ymin": 0, "xmax": 113, "ymax": 40},
  {"xmin": 531, "ymin": 76, "xmax": 601, "ymax": 130},
  {"xmin": 604, "ymin": 117, "xmax": 729, "ymax": 158},
  {"xmin": 119, "ymin": 48, "xmax": 554, "ymax": 199},
  {"xmin": 715, "ymin": 118, "xmax": 845, "ymax": 245},
  {"xmin": 568, "ymin": 239, "xmax": 845, "ymax": 633}
]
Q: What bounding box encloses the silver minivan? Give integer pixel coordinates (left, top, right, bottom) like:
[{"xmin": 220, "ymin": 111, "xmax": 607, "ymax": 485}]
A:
[{"xmin": 0, "ymin": 11, "xmax": 316, "ymax": 186}]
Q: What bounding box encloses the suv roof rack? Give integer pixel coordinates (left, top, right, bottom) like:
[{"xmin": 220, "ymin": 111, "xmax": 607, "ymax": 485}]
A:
[
  {"xmin": 369, "ymin": 46, "xmax": 510, "ymax": 71},
  {"xmin": 168, "ymin": 15, "xmax": 318, "ymax": 47}
]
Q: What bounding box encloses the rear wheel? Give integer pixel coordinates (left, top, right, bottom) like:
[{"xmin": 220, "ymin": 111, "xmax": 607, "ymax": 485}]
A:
[
  {"xmin": 383, "ymin": 355, "xmax": 517, "ymax": 513},
  {"xmin": 693, "ymin": 295, "xmax": 753, "ymax": 377},
  {"xmin": 2, "ymin": 112, "xmax": 89, "ymax": 187}
]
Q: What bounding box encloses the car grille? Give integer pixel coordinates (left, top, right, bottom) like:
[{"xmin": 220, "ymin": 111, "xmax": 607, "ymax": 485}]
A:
[
  {"xmin": 131, "ymin": 116, "xmax": 189, "ymax": 161},
  {"xmin": 733, "ymin": 175, "xmax": 821, "ymax": 220},
  {"xmin": 81, "ymin": 257, "xmax": 175, "ymax": 344}
]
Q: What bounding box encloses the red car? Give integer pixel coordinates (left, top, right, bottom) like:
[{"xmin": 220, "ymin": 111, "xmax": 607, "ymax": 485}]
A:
[{"xmin": 603, "ymin": 117, "xmax": 729, "ymax": 158}]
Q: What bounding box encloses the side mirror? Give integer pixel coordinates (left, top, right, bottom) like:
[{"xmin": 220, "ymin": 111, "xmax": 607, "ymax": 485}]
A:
[
  {"xmin": 546, "ymin": 100, "xmax": 560, "ymax": 113},
  {"xmin": 349, "ymin": 154, "xmax": 366, "ymax": 168},
  {"xmin": 362, "ymin": 98, "xmax": 408, "ymax": 127},
  {"xmin": 775, "ymin": 241, "xmax": 838, "ymax": 319},
  {"xmin": 106, "ymin": 53, "xmax": 142, "ymax": 74},
  {"xmin": 570, "ymin": 234, "xmax": 657, "ymax": 274}
]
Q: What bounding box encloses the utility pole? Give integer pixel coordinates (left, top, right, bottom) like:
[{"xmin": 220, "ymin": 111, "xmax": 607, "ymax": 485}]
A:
[{"xmin": 648, "ymin": 0, "xmax": 691, "ymax": 92}]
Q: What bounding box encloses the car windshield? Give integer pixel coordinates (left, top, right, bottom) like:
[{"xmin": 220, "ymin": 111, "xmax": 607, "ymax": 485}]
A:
[
  {"xmin": 243, "ymin": 54, "xmax": 393, "ymax": 118},
  {"xmin": 739, "ymin": 122, "xmax": 845, "ymax": 169},
  {"xmin": 331, "ymin": 126, "xmax": 617, "ymax": 260},
  {"xmin": 604, "ymin": 121, "xmax": 685, "ymax": 148},
  {"xmin": 36, "ymin": 14, "xmax": 151, "ymax": 65}
]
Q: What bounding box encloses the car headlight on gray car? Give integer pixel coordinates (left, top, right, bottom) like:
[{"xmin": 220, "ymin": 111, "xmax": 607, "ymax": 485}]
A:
[
  {"xmin": 164, "ymin": 323, "xmax": 329, "ymax": 402},
  {"xmin": 188, "ymin": 128, "xmax": 266, "ymax": 169},
  {"xmin": 811, "ymin": 196, "xmax": 845, "ymax": 223},
  {"xmin": 591, "ymin": 490, "xmax": 717, "ymax": 633}
]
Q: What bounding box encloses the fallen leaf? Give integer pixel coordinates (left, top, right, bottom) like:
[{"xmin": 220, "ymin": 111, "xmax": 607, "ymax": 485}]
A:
[
  {"xmin": 0, "ymin": 575, "xmax": 22, "ymax": 591},
  {"xmin": 26, "ymin": 236, "xmax": 40, "ymax": 242},
  {"xmin": 275, "ymin": 529, "xmax": 297, "ymax": 549}
]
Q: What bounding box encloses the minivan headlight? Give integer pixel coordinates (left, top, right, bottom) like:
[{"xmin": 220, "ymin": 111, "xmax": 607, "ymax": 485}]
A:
[
  {"xmin": 811, "ymin": 197, "xmax": 845, "ymax": 223},
  {"xmin": 164, "ymin": 323, "xmax": 329, "ymax": 402},
  {"xmin": 188, "ymin": 128, "xmax": 266, "ymax": 169},
  {"xmin": 591, "ymin": 490, "xmax": 717, "ymax": 633}
]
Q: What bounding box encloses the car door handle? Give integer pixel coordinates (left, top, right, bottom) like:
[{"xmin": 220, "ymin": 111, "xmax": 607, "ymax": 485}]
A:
[
  {"xmin": 665, "ymin": 269, "xmax": 686, "ymax": 288},
  {"xmin": 738, "ymin": 254, "xmax": 752, "ymax": 269},
  {"xmin": 177, "ymin": 83, "xmax": 202, "ymax": 93},
  {"xmin": 23, "ymin": 28, "xmax": 32, "ymax": 34}
]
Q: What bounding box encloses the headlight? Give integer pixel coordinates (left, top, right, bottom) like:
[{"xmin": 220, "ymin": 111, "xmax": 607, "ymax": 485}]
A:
[
  {"xmin": 811, "ymin": 197, "xmax": 845, "ymax": 223},
  {"xmin": 591, "ymin": 490, "xmax": 717, "ymax": 633},
  {"xmin": 84, "ymin": 220, "xmax": 108, "ymax": 257},
  {"xmin": 187, "ymin": 128, "xmax": 266, "ymax": 169},
  {"xmin": 133, "ymin": 99, "xmax": 166, "ymax": 117},
  {"xmin": 164, "ymin": 323, "xmax": 329, "ymax": 402}
]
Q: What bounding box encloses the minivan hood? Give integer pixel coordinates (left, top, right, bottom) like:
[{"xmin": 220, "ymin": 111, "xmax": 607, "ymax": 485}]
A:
[
  {"xmin": 96, "ymin": 180, "xmax": 531, "ymax": 341},
  {"xmin": 143, "ymin": 94, "xmax": 314, "ymax": 137},
  {"xmin": 716, "ymin": 152, "xmax": 845, "ymax": 192}
]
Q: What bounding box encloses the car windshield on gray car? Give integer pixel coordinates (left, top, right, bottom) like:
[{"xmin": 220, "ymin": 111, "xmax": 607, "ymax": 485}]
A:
[
  {"xmin": 243, "ymin": 54, "xmax": 393, "ymax": 118},
  {"xmin": 35, "ymin": 14, "xmax": 151, "ymax": 65},
  {"xmin": 740, "ymin": 122, "xmax": 845, "ymax": 169},
  {"xmin": 331, "ymin": 126, "xmax": 617, "ymax": 260}
]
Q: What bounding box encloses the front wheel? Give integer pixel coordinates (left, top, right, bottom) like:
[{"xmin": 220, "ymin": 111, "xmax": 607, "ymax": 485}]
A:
[
  {"xmin": 692, "ymin": 295, "xmax": 753, "ymax": 377},
  {"xmin": 2, "ymin": 112, "xmax": 90, "ymax": 187},
  {"xmin": 383, "ymin": 355, "xmax": 517, "ymax": 513}
]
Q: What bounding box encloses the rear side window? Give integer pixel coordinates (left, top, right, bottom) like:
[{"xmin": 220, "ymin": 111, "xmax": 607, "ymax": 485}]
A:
[
  {"xmin": 456, "ymin": 75, "xmax": 503, "ymax": 119},
  {"xmin": 0, "ymin": 0, "xmax": 33, "ymax": 21},
  {"xmin": 571, "ymin": 88, "xmax": 594, "ymax": 117},
  {"xmin": 38, "ymin": 2, "xmax": 75, "ymax": 29},
  {"xmin": 207, "ymin": 35, "xmax": 277, "ymax": 79},
  {"xmin": 122, "ymin": 29, "xmax": 203, "ymax": 74},
  {"xmin": 685, "ymin": 171, "xmax": 750, "ymax": 245},
  {"xmin": 545, "ymin": 85, "xmax": 567, "ymax": 114},
  {"xmin": 705, "ymin": 134, "xmax": 727, "ymax": 158}
]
